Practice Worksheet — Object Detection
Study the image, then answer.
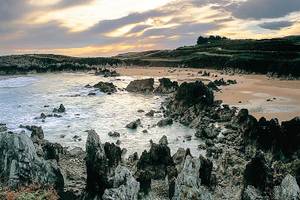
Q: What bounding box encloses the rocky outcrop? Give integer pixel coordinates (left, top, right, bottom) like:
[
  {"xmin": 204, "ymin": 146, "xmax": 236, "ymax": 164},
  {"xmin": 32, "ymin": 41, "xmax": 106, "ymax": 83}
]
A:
[
  {"xmin": 157, "ymin": 118, "xmax": 173, "ymax": 127},
  {"xmin": 242, "ymin": 185, "xmax": 264, "ymax": 200},
  {"xmin": 108, "ymin": 131, "xmax": 120, "ymax": 137},
  {"xmin": 102, "ymin": 165, "xmax": 139, "ymax": 200},
  {"xmin": 126, "ymin": 78, "xmax": 154, "ymax": 93},
  {"xmin": 136, "ymin": 136, "xmax": 176, "ymax": 194},
  {"xmin": 85, "ymin": 130, "xmax": 122, "ymax": 199},
  {"xmin": 274, "ymin": 174, "xmax": 300, "ymax": 200},
  {"xmin": 172, "ymin": 155, "xmax": 213, "ymax": 200},
  {"xmin": 154, "ymin": 78, "xmax": 178, "ymax": 94},
  {"xmin": 0, "ymin": 131, "xmax": 64, "ymax": 190},
  {"xmin": 93, "ymin": 81, "xmax": 117, "ymax": 94}
]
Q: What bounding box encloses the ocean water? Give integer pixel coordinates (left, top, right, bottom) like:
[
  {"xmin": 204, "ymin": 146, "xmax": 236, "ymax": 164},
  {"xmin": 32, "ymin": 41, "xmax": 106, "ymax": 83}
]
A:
[{"xmin": 0, "ymin": 72, "xmax": 201, "ymax": 156}]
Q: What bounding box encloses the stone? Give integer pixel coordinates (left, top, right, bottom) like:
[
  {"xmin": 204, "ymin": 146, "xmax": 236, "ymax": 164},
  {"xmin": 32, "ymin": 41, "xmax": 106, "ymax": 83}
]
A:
[
  {"xmin": 274, "ymin": 174, "xmax": 300, "ymax": 200},
  {"xmin": 108, "ymin": 131, "xmax": 121, "ymax": 137},
  {"xmin": 159, "ymin": 135, "xmax": 168, "ymax": 145},
  {"xmin": 126, "ymin": 119, "xmax": 141, "ymax": 129},
  {"xmin": 93, "ymin": 81, "xmax": 117, "ymax": 94},
  {"xmin": 126, "ymin": 78, "xmax": 154, "ymax": 93}
]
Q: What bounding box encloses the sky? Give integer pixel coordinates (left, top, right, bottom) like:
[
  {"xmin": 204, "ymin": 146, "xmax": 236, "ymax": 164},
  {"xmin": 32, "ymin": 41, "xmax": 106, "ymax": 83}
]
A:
[{"xmin": 1, "ymin": 0, "xmax": 300, "ymax": 56}]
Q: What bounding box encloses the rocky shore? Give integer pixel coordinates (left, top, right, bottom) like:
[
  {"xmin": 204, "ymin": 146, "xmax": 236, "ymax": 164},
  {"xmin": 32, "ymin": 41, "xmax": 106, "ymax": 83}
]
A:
[{"xmin": 1, "ymin": 76, "xmax": 300, "ymax": 200}]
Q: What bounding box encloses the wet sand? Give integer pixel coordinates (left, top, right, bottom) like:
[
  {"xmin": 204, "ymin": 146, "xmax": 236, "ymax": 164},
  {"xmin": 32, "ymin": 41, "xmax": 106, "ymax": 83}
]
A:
[{"xmin": 116, "ymin": 66, "xmax": 300, "ymax": 122}]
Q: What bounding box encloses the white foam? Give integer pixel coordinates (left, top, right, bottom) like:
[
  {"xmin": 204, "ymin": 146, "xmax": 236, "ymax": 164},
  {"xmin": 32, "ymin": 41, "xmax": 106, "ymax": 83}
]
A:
[{"xmin": 0, "ymin": 77, "xmax": 38, "ymax": 88}]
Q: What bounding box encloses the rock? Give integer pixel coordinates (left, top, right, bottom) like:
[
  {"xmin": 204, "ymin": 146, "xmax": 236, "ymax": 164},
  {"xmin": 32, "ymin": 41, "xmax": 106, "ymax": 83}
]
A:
[
  {"xmin": 42, "ymin": 142, "xmax": 64, "ymax": 161},
  {"xmin": 274, "ymin": 174, "xmax": 300, "ymax": 200},
  {"xmin": 243, "ymin": 185, "xmax": 264, "ymax": 200},
  {"xmin": 88, "ymin": 92, "xmax": 96, "ymax": 96},
  {"xmin": 137, "ymin": 109, "xmax": 145, "ymax": 113},
  {"xmin": 195, "ymin": 124, "xmax": 220, "ymax": 139},
  {"xmin": 0, "ymin": 131, "xmax": 64, "ymax": 190},
  {"xmin": 227, "ymin": 79, "xmax": 237, "ymax": 85},
  {"xmin": 108, "ymin": 131, "xmax": 120, "ymax": 137},
  {"xmin": 136, "ymin": 136, "xmax": 176, "ymax": 193},
  {"xmin": 40, "ymin": 113, "xmax": 47, "ymax": 119},
  {"xmin": 126, "ymin": 78, "xmax": 154, "ymax": 93},
  {"xmin": 30, "ymin": 126, "xmax": 44, "ymax": 142},
  {"xmin": 116, "ymin": 140, "xmax": 121, "ymax": 145},
  {"xmin": 172, "ymin": 148, "xmax": 187, "ymax": 172},
  {"xmin": 154, "ymin": 78, "xmax": 178, "ymax": 94},
  {"xmin": 53, "ymin": 104, "xmax": 65, "ymax": 113},
  {"xmin": 159, "ymin": 135, "xmax": 168, "ymax": 145},
  {"xmin": 93, "ymin": 81, "xmax": 117, "ymax": 94},
  {"xmin": 145, "ymin": 110, "xmax": 155, "ymax": 117},
  {"xmin": 72, "ymin": 135, "xmax": 81, "ymax": 142},
  {"xmin": 142, "ymin": 129, "xmax": 148, "ymax": 133},
  {"xmin": 102, "ymin": 165, "xmax": 139, "ymax": 200},
  {"xmin": 126, "ymin": 119, "xmax": 141, "ymax": 129},
  {"xmin": 85, "ymin": 130, "xmax": 122, "ymax": 199},
  {"xmin": 157, "ymin": 118, "xmax": 173, "ymax": 127},
  {"xmin": 280, "ymin": 117, "xmax": 300, "ymax": 155},
  {"xmin": 244, "ymin": 151, "xmax": 273, "ymax": 193},
  {"xmin": 95, "ymin": 68, "xmax": 119, "ymax": 77},
  {"xmin": 175, "ymin": 81, "xmax": 214, "ymax": 106},
  {"xmin": 172, "ymin": 155, "xmax": 213, "ymax": 200},
  {"xmin": 199, "ymin": 155, "xmax": 213, "ymax": 187},
  {"xmin": 207, "ymin": 81, "xmax": 220, "ymax": 91},
  {"xmin": 69, "ymin": 147, "xmax": 85, "ymax": 157}
]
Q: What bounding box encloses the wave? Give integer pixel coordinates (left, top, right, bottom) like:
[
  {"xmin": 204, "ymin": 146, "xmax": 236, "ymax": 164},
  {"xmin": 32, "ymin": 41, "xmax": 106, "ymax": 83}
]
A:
[{"xmin": 0, "ymin": 77, "xmax": 38, "ymax": 88}]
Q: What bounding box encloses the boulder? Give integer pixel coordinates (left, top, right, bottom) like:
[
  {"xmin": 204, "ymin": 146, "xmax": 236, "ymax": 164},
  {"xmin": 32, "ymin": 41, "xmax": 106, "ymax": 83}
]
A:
[
  {"xmin": 154, "ymin": 78, "xmax": 178, "ymax": 94},
  {"xmin": 102, "ymin": 165, "xmax": 140, "ymax": 200},
  {"xmin": 0, "ymin": 131, "xmax": 64, "ymax": 190},
  {"xmin": 172, "ymin": 155, "xmax": 213, "ymax": 200},
  {"xmin": 274, "ymin": 174, "xmax": 300, "ymax": 200},
  {"xmin": 126, "ymin": 119, "xmax": 141, "ymax": 129},
  {"xmin": 93, "ymin": 81, "xmax": 117, "ymax": 94},
  {"xmin": 145, "ymin": 110, "xmax": 155, "ymax": 117},
  {"xmin": 0, "ymin": 123, "xmax": 7, "ymax": 132},
  {"xmin": 95, "ymin": 68, "xmax": 119, "ymax": 77},
  {"xmin": 126, "ymin": 78, "xmax": 154, "ymax": 93}
]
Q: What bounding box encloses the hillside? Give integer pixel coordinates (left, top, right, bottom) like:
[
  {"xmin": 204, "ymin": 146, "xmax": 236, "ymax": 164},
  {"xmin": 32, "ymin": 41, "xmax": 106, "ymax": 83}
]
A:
[{"xmin": 1, "ymin": 36, "xmax": 300, "ymax": 77}]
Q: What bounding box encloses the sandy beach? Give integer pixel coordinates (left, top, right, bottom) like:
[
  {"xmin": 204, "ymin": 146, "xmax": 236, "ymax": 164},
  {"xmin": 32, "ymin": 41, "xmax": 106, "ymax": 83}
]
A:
[{"xmin": 116, "ymin": 66, "xmax": 300, "ymax": 122}]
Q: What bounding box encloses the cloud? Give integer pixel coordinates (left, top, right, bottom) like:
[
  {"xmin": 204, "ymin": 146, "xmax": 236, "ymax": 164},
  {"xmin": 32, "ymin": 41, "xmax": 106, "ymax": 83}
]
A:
[
  {"xmin": 231, "ymin": 0, "xmax": 300, "ymax": 19},
  {"xmin": 259, "ymin": 21, "xmax": 294, "ymax": 30}
]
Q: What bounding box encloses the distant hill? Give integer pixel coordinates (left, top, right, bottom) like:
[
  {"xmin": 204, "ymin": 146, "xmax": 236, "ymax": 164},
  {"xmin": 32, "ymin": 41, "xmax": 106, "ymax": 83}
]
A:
[{"xmin": 1, "ymin": 36, "xmax": 300, "ymax": 76}]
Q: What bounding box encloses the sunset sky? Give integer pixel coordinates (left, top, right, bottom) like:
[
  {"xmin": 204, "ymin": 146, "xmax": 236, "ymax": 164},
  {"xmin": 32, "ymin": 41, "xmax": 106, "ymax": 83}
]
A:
[{"xmin": 1, "ymin": 0, "xmax": 300, "ymax": 56}]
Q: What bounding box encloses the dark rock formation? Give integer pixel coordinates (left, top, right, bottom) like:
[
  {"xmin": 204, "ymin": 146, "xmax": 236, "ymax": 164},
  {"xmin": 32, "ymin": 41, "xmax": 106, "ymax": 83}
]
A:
[
  {"xmin": 154, "ymin": 78, "xmax": 178, "ymax": 94},
  {"xmin": 108, "ymin": 131, "xmax": 120, "ymax": 137},
  {"xmin": 145, "ymin": 110, "xmax": 155, "ymax": 117},
  {"xmin": 95, "ymin": 68, "xmax": 119, "ymax": 77},
  {"xmin": 0, "ymin": 131, "xmax": 64, "ymax": 190},
  {"xmin": 126, "ymin": 78, "xmax": 154, "ymax": 93},
  {"xmin": 273, "ymin": 174, "xmax": 300, "ymax": 200},
  {"xmin": 93, "ymin": 81, "xmax": 117, "ymax": 94}
]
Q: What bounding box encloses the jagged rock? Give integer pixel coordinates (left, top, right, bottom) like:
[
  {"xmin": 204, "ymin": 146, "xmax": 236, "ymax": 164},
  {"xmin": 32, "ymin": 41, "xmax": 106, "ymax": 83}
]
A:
[
  {"xmin": 154, "ymin": 78, "xmax": 178, "ymax": 94},
  {"xmin": 102, "ymin": 165, "xmax": 140, "ymax": 200},
  {"xmin": 172, "ymin": 155, "xmax": 213, "ymax": 200},
  {"xmin": 199, "ymin": 155, "xmax": 213, "ymax": 187},
  {"xmin": 172, "ymin": 148, "xmax": 187, "ymax": 172},
  {"xmin": 243, "ymin": 185, "xmax": 264, "ymax": 200},
  {"xmin": 244, "ymin": 151, "xmax": 273, "ymax": 193},
  {"xmin": 108, "ymin": 131, "xmax": 120, "ymax": 137},
  {"xmin": 145, "ymin": 110, "xmax": 155, "ymax": 117},
  {"xmin": 126, "ymin": 78, "xmax": 154, "ymax": 93},
  {"xmin": 280, "ymin": 117, "xmax": 300, "ymax": 155},
  {"xmin": 85, "ymin": 130, "xmax": 110, "ymax": 198},
  {"xmin": 85, "ymin": 130, "xmax": 122, "ymax": 199},
  {"xmin": 159, "ymin": 135, "xmax": 168, "ymax": 145},
  {"xmin": 93, "ymin": 81, "xmax": 117, "ymax": 94},
  {"xmin": 126, "ymin": 119, "xmax": 141, "ymax": 129},
  {"xmin": 136, "ymin": 136, "xmax": 176, "ymax": 194},
  {"xmin": 195, "ymin": 124, "xmax": 220, "ymax": 139},
  {"xmin": 0, "ymin": 131, "xmax": 64, "ymax": 190},
  {"xmin": 274, "ymin": 174, "xmax": 300, "ymax": 200},
  {"xmin": 157, "ymin": 118, "xmax": 173, "ymax": 127},
  {"xmin": 207, "ymin": 81, "xmax": 220, "ymax": 91},
  {"xmin": 175, "ymin": 81, "xmax": 214, "ymax": 106},
  {"xmin": 30, "ymin": 126, "xmax": 44, "ymax": 142}
]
